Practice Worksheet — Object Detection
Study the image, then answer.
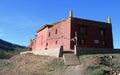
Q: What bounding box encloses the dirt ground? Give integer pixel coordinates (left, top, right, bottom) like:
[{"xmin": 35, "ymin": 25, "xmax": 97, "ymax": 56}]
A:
[{"xmin": 1, "ymin": 53, "xmax": 120, "ymax": 75}]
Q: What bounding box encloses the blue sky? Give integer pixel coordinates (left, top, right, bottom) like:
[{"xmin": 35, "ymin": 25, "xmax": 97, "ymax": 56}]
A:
[{"xmin": 0, "ymin": 0, "xmax": 120, "ymax": 48}]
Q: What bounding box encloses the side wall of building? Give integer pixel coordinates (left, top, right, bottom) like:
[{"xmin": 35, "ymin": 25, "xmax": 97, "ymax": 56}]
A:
[
  {"xmin": 30, "ymin": 27, "xmax": 49, "ymax": 50},
  {"xmin": 47, "ymin": 19, "xmax": 71, "ymax": 50},
  {"xmin": 71, "ymin": 18, "xmax": 113, "ymax": 49},
  {"xmin": 36, "ymin": 27, "xmax": 49, "ymax": 50},
  {"xmin": 61, "ymin": 18, "xmax": 71, "ymax": 50},
  {"xmin": 30, "ymin": 39, "xmax": 36, "ymax": 50},
  {"xmin": 30, "ymin": 18, "xmax": 71, "ymax": 50}
]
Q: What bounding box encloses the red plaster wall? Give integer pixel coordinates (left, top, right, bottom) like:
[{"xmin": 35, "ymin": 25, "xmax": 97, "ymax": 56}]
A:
[
  {"xmin": 30, "ymin": 18, "xmax": 71, "ymax": 50},
  {"xmin": 61, "ymin": 19, "xmax": 71, "ymax": 50},
  {"xmin": 30, "ymin": 27, "xmax": 49, "ymax": 50},
  {"xmin": 71, "ymin": 18, "xmax": 113, "ymax": 49},
  {"xmin": 30, "ymin": 39, "xmax": 36, "ymax": 50},
  {"xmin": 47, "ymin": 19, "xmax": 71, "ymax": 50},
  {"xmin": 36, "ymin": 27, "xmax": 49, "ymax": 50}
]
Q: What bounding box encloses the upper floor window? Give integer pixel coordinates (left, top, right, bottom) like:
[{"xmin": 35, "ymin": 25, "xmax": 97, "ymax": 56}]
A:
[
  {"xmin": 100, "ymin": 28, "xmax": 106, "ymax": 37},
  {"xmin": 55, "ymin": 29, "xmax": 57, "ymax": 34},
  {"xmin": 79, "ymin": 27, "xmax": 87, "ymax": 36},
  {"xmin": 48, "ymin": 32, "xmax": 50, "ymax": 37}
]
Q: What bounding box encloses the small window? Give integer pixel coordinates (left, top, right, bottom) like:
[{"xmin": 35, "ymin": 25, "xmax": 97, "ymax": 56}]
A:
[
  {"xmin": 100, "ymin": 28, "xmax": 106, "ymax": 36},
  {"xmin": 80, "ymin": 39, "xmax": 86, "ymax": 45},
  {"xmin": 79, "ymin": 27, "xmax": 87, "ymax": 36},
  {"xmin": 48, "ymin": 32, "xmax": 50, "ymax": 37},
  {"xmin": 55, "ymin": 29, "xmax": 57, "ymax": 34},
  {"xmin": 94, "ymin": 40, "xmax": 99, "ymax": 44},
  {"xmin": 56, "ymin": 41, "xmax": 58, "ymax": 44},
  {"xmin": 46, "ymin": 43, "xmax": 48, "ymax": 46}
]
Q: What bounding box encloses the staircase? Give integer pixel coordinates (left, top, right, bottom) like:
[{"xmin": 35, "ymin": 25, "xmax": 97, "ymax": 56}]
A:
[{"xmin": 63, "ymin": 53, "xmax": 80, "ymax": 66}]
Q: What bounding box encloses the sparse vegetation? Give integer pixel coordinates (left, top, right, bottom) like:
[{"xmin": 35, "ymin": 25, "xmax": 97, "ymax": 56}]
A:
[
  {"xmin": 0, "ymin": 39, "xmax": 27, "ymax": 59},
  {"xmin": 0, "ymin": 47, "xmax": 27, "ymax": 59},
  {"xmin": 0, "ymin": 50, "xmax": 13, "ymax": 59},
  {"xmin": 85, "ymin": 65, "xmax": 104, "ymax": 75},
  {"xmin": 92, "ymin": 69, "xmax": 104, "ymax": 75},
  {"xmin": 48, "ymin": 60, "xmax": 65, "ymax": 72},
  {"xmin": 1, "ymin": 53, "xmax": 120, "ymax": 75},
  {"xmin": 87, "ymin": 66, "xmax": 101, "ymax": 70}
]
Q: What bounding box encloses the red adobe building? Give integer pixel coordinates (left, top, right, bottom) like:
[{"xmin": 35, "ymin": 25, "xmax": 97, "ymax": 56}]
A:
[{"xmin": 30, "ymin": 10, "xmax": 113, "ymax": 51}]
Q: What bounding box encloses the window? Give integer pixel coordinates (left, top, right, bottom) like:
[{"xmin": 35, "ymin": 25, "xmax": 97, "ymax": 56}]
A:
[
  {"xmin": 46, "ymin": 43, "xmax": 48, "ymax": 46},
  {"xmin": 79, "ymin": 27, "xmax": 87, "ymax": 36},
  {"xmin": 56, "ymin": 41, "xmax": 58, "ymax": 44},
  {"xmin": 55, "ymin": 29, "xmax": 57, "ymax": 34},
  {"xmin": 48, "ymin": 32, "xmax": 50, "ymax": 37},
  {"xmin": 94, "ymin": 40, "xmax": 99, "ymax": 44},
  {"xmin": 100, "ymin": 28, "xmax": 106, "ymax": 36},
  {"xmin": 80, "ymin": 39, "xmax": 86, "ymax": 45}
]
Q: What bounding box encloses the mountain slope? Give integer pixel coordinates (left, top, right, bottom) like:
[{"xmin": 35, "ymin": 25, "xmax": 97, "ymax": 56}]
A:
[
  {"xmin": 0, "ymin": 39, "xmax": 26, "ymax": 51},
  {"xmin": 0, "ymin": 39, "xmax": 27, "ymax": 59}
]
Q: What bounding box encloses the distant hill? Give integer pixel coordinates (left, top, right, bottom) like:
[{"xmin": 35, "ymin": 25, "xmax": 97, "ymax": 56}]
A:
[
  {"xmin": 0, "ymin": 39, "xmax": 26, "ymax": 51},
  {"xmin": 0, "ymin": 39, "xmax": 27, "ymax": 59}
]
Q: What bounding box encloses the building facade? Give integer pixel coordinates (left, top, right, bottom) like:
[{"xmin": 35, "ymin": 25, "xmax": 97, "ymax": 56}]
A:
[{"xmin": 30, "ymin": 10, "xmax": 113, "ymax": 51}]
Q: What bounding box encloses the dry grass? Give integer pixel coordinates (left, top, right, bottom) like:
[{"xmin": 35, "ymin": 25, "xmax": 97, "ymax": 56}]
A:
[{"xmin": 1, "ymin": 53, "xmax": 120, "ymax": 75}]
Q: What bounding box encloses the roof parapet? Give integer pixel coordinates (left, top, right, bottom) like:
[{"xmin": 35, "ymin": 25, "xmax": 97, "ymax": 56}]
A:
[{"xmin": 37, "ymin": 24, "xmax": 52, "ymax": 33}]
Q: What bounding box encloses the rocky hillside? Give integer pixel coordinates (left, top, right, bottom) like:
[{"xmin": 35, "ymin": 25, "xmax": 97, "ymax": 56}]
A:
[{"xmin": 0, "ymin": 53, "xmax": 120, "ymax": 75}]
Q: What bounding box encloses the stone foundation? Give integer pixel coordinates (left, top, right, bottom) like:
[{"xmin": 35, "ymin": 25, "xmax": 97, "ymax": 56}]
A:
[
  {"xmin": 74, "ymin": 45, "xmax": 120, "ymax": 56},
  {"xmin": 21, "ymin": 46, "xmax": 63, "ymax": 58}
]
